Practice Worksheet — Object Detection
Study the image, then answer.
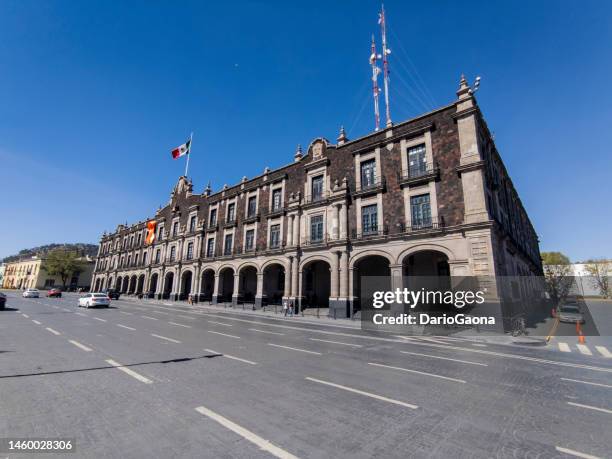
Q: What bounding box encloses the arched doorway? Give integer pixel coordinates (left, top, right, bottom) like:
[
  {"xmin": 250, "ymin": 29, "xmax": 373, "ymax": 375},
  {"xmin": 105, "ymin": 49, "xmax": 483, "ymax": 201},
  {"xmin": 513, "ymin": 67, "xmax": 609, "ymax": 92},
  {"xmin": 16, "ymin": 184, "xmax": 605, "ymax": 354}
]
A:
[
  {"xmin": 217, "ymin": 267, "xmax": 234, "ymax": 303},
  {"xmin": 352, "ymin": 255, "xmax": 391, "ymax": 313},
  {"xmin": 136, "ymin": 274, "xmax": 145, "ymax": 295},
  {"xmin": 200, "ymin": 269, "xmax": 215, "ymax": 302},
  {"xmin": 121, "ymin": 277, "xmax": 129, "ymax": 294},
  {"xmin": 402, "ymin": 250, "xmax": 451, "ymax": 311},
  {"xmin": 238, "ymin": 266, "xmax": 257, "ymax": 305},
  {"xmin": 100, "ymin": 278, "xmax": 105, "ymax": 291},
  {"xmin": 163, "ymin": 272, "xmax": 174, "ymax": 300},
  {"xmin": 263, "ymin": 263, "xmax": 285, "ymax": 305},
  {"xmin": 128, "ymin": 275, "xmax": 137, "ymax": 294},
  {"xmin": 115, "ymin": 276, "xmax": 122, "ymax": 291},
  {"xmin": 148, "ymin": 273, "xmax": 159, "ymax": 298},
  {"xmin": 180, "ymin": 270, "xmax": 193, "ymax": 301},
  {"xmin": 94, "ymin": 278, "xmax": 101, "ymax": 292},
  {"xmin": 301, "ymin": 260, "xmax": 331, "ymax": 311}
]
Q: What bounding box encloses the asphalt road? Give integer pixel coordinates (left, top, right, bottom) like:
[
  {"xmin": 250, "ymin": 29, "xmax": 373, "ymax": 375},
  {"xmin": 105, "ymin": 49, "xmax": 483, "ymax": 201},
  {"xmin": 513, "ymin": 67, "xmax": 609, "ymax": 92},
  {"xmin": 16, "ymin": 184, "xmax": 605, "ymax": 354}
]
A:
[{"xmin": 1, "ymin": 292, "xmax": 611, "ymax": 459}]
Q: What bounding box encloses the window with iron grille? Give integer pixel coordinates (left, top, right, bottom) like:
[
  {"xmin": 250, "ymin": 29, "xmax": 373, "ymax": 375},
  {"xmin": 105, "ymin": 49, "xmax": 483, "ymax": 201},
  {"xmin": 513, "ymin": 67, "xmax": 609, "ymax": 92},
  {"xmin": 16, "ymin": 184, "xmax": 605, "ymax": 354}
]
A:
[
  {"xmin": 224, "ymin": 234, "xmax": 233, "ymax": 255},
  {"xmin": 361, "ymin": 204, "xmax": 378, "ymax": 234},
  {"xmin": 247, "ymin": 196, "xmax": 257, "ymax": 217},
  {"xmin": 410, "ymin": 194, "xmax": 432, "ymax": 228},
  {"xmin": 134, "ymin": 254, "xmax": 139, "ymax": 266},
  {"xmin": 172, "ymin": 221, "xmax": 179, "ymax": 236},
  {"xmin": 311, "ymin": 175, "xmax": 324, "ymax": 201},
  {"xmin": 142, "ymin": 252, "xmax": 148, "ymax": 266},
  {"xmin": 408, "ymin": 144, "xmax": 427, "ymax": 177},
  {"xmin": 189, "ymin": 215, "xmax": 197, "ymax": 232},
  {"xmin": 272, "ymin": 189, "xmax": 282, "ymax": 211},
  {"xmin": 269, "ymin": 224, "xmax": 281, "ymax": 248},
  {"xmin": 169, "ymin": 245, "xmax": 176, "ymax": 261},
  {"xmin": 360, "ymin": 159, "xmax": 377, "ymax": 189},
  {"xmin": 186, "ymin": 242, "xmax": 194, "ymax": 260},
  {"xmin": 210, "ymin": 209, "xmax": 217, "ymax": 225},
  {"xmin": 310, "ymin": 215, "xmax": 324, "ymax": 242},
  {"xmin": 206, "ymin": 238, "xmax": 215, "ymax": 258},
  {"xmin": 227, "ymin": 203, "xmax": 236, "ymax": 222},
  {"xmin": 155, "ymin": 249, "xmax": 160, "ymax": 264},
  {"xmin": 245, "ymin": 229, "xmax": 255, "ymax": 251}
]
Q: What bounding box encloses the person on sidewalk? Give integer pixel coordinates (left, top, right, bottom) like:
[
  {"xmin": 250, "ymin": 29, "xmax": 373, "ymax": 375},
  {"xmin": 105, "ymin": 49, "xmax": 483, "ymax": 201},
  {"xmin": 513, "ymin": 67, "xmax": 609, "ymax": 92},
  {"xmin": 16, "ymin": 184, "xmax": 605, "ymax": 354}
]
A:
[
  {"xmin": 289, "ymin": 300, "xmax": 294, "ymax": 317},
  {"xmin": 283, "ymin": 299, "xmax": 288, "ymax": 316}
]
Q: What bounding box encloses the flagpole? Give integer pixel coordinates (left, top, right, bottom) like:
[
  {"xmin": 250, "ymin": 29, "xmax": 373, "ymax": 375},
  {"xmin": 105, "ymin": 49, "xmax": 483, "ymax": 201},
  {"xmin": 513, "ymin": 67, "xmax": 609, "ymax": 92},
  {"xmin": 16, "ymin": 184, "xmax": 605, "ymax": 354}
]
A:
[{"xmin": 185, "ymin": 132, "xmax": 193, "ymax": 177}]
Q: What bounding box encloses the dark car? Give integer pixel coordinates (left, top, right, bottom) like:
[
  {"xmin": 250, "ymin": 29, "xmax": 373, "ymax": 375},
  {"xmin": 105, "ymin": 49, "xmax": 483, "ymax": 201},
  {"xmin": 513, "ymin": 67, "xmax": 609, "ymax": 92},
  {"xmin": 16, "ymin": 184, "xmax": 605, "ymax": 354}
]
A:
[
  {"xmin": 0, "ymin": 292, "xmax": 6, "ymax": 309},
  {"xmin": 47, "ymin": 288, "xmax": 62, "ymax": 298},
  {"xmin": 102, "ymin": 289, "xmax": 121, "ymax": 300}
]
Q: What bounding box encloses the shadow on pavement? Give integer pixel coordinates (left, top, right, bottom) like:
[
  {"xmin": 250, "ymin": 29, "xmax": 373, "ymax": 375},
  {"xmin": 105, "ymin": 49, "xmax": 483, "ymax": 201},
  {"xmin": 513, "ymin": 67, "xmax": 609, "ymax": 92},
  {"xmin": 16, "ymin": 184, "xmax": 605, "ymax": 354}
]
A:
[{"xmin": 0, "ymin": 307, "xmax": 20, "ymax": 312}]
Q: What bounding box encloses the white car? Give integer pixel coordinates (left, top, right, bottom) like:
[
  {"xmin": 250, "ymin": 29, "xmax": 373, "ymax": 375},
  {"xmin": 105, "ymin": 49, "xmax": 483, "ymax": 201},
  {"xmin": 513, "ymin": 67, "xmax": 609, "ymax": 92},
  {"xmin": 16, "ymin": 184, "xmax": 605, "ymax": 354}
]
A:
[
  {"xmin": 22, "ymin": 288, "xmax": 40, "ymax": 298},
  {"xmin": 78, "ymin": 293, "xmax": 111, "ymax": 308}
]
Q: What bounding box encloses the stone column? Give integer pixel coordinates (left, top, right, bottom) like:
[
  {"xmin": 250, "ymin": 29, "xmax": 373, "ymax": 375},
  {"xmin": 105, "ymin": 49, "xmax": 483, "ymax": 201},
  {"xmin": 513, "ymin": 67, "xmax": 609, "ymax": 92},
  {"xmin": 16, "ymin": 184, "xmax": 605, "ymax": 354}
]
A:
[
  {"xmin": 293, "ymin": 214, "xmax": 300, "ymax": 247},
  {"xmin": 212, "ymin": 274, "xmax": 221, "ymax": 304},
  {"xmin": 255, "ymin": 272, "xmax": 264, "ymax": 308},
  {"xmin": 283, "ymin": 262, "xmax": 291, "ymax": 299},
  {"xmin": 287, "ymin": 215, "xmax": 294, "ymax": 247},
  {"xmin": 340, "ymin": 202, "xmax": 347, "ymax": 239},
  {"xmin": 332, "ymin": 204, "xmax": 340, "ymax": 239},
  {"xmin": 330, "ymin": 251, "xmax": 339, "ymax": 299},
  {"xmin": 339, "ymin": 250, "xmax": 349, "ymax": 300},
  {"xmin": 192, "ymin": 265, "xmax": 201, "ymax": 303},
  {"xmin": 232, "ymin": 272, "xmax": 240, "ymax": 306},
  {"xmin": 172, "ymin": 268, "xmax": 180, "ymax": 301},
  {"xmin": 389, "ymin": 264, "xmax": 404, "ymax": 315},
  {"xmin": 290, "ymin": 256, "xmax": 299, "ymax": 299}
]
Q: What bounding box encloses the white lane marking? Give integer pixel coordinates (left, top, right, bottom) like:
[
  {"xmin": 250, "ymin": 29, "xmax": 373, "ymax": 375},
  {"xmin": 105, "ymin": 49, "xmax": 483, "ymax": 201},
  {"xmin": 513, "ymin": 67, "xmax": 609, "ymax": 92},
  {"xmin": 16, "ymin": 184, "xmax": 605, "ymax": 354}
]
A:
[
  {"xmin": 204, "ymin": 348, "xmax": 257, "ymax": 365},
  {"xmin": 595, "ymin": 346, "xmax": 612, "ymax": 358},
  {"xmin": 141, "ymin": 315, "xmax": 159, "ymax": 320},
  {"xmin": 267, "ymin": 343, "xmax": 322, "ymax": 355},
  {"xmin": 249, "ymin": 328, "xmax": 285, "ymax": 336},
  {"xmin": 152, "ymin": 310, "xmax": 169, "ymax": 315},
  {"xmin": 567, "ymin": 402, "xmax": 612, "ymax": 415},
  {"xmin": 94, "ymin": 317, "xmax": 107, "ymax": 322},
  {"xmin": 561, "ymin": 378, "xmax": 612, "ymax": 389},
  {"xmin": 53, "ymin": 305, "xmax": 59, "ymax": 309},
  {"xmin": 368, "ymin": 362, "xmax": 467, "ymax": 384},
  {"xmin": 168, "ymin": 321, "xmax": 191, "ymax": 328},
  {"xmin": 105, "ymin": 359, "xmax": 153, "ymax": 384},
  {"xmin": 32, "ymin": 320, "xmax": 42, "ymax": 325},
  {"xmin": 62, "ymin": 308, "xmax": 70, "ymax": 312},
  {"xmin": 22, "ymin": 313, "xmax": 29, "ymax": 318},
  {"xmin": 195, "ymin": 405, "xmax": 298, "ymax": 459},
  {"xmin": 178, "ymin": 315, "xmax": 196, "ymax": 320},
  {"xmin": 393, "ymin": 336, "xmax": 612, "ymax": 373},
  {"xmin": 400, "ymin": 350, "xmax": 487, "ymax": 366},
  {"xmin": 117, "ymin": 324, "xmax": 136, "ymax": 331},
  {"xmin": 309, "ymin": 338, "xmax": 362, "ymax": 348},
  {"xmin": 69, "ymin": 340, "xmax": 93, "ymax": 352},
  {"xmin": 151, "ymin": 333, "xmax": 181, "ymax": 343},
  {"xmin": 471, "ymin": 343, "xmax": 487, "ymax": 347},
  {"xmin": 163, "ymin": 303, "xmax": 173, "ymax": 306},
  {"xmin": 75, "ymin": 312, "xmax": 87, "ymax": 317},
  {"xmin": 45, "ymin": 327, "xmax": 61, "ymax": 336},
  {"xmin": 555, "ymin": 446, "xmax": 602, "ymax": 459},
  {"xmin": 119, "ymin": 311, "xmax": 133, "ymax": 315},
  {"xmin": 207, "ymin": 330, "xmax": 240, "ymax": 339},
  {"xmin": 558, "ymin": 342, "xmax": 571, "ymax": 352},
  {"xmin": 305, "ymin": 377, "xmax": 418, "ymax": 410},
  {"xmin": 577, "ymin": 344, "xmax": 593, "ymax": 356},
  {"xmin": 208, "ymin": 320, "xmax": 233, "ymax": 327}
]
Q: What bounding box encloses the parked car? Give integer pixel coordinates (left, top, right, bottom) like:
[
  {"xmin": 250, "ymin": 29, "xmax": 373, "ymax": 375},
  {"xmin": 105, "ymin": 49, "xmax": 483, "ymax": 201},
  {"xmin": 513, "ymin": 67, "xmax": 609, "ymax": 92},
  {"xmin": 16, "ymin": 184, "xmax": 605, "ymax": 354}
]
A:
[
  {"xmin": 0, "ymin": 292, "xmax": 6, "ymax": 309},
  {"xmin": 47, "ymin": 288, "xmax": 62, "ymax": 298},
  {"xmin": 78, "ymin": 293, "xmax": 111, "ymax": 308},
  {"xmin": 557, "ymin": 303, "xmax": 585, "ymax": 324},
  {"xmin": 102, "ymin": 288, "xmax": 120, "ymax": 300},
  {"xmin": 22, "ymin": 288, "xmax": 40, "ymax": 298}
]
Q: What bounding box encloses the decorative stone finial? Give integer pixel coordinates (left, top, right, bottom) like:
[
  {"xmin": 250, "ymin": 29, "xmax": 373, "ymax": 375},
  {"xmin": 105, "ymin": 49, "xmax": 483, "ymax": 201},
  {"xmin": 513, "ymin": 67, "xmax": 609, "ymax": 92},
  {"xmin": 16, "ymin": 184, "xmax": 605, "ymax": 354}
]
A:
[
  {"xmin": 294, "ymin": 144, "xmax": 303, "ymax": 162},
  {"xmin": 264, "ymin": 167, "xmax": 270, "ymax": 174},
  {"xmin": 337, "ymin": 126, "xmax": 347, "ymax": 145},
  {"xmin": 457, "ymin": 73, "xmax": 471, "ymax": 100},
  {"xmin": 204, "ymin": 181, "xmax": 212, "ymax": 196},
  {"xmin": 241, "ymin": 176, "xmax": 247, "ymax": 183}
]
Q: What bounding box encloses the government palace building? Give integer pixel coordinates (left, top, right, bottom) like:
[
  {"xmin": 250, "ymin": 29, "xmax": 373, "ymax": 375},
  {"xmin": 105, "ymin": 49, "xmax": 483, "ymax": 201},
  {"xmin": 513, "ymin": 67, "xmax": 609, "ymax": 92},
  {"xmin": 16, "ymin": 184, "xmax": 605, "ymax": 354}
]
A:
[{"xmin": 91, "ymin": 76, "xmax": 542, "ymax": 318}]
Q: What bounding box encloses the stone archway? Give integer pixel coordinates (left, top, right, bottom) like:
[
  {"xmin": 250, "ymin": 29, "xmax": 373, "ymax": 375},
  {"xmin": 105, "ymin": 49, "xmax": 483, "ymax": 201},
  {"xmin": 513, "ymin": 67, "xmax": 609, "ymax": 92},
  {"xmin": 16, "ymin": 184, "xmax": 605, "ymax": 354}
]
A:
[
  {"xmin": 352, "ymin": 255, "xmax": 391, "ymax": 313},
  {"xmin": 136, "ymin": 274, "xmax": 145, "ymax": 295},
  {"xmin": 121, "ymin": 277, "xmax": 129, "ymax": 294},
  {"xmin": 148, "ymin": 273, "xmax": 159, "ymax": 298},
  {"xmin": 163, "ymin": 272, "xmax": 174, "ymax": 300},
  {"xmin": 180, "ymin": 270, "xmax": 193, "ymax": 301},
  {"xmin": 237, "ymin": 265, "xmax": 258, "ymax": 305},
  {"xmin": 200, "ymin": 269, "xmax": 215, "ymax": 302},
  {"xmin": 263, "ymin": 263, "xmax": 285, "ymax": 305},
  {"xmin": 116, "ymin": 276, "xmax": 122, "ymax": 291},
  {"xmin": 128, "ymin": 275, "xmax": 137, "ymax": 294},
  {"xmin": 301, "ymin": 259, "xmax": 331, "ymax": 311},
  {"xmin": 402, "ymin": 250, "xmax": 451, "ymax": 311},
  {"xmin": 216, "ymin": 267, "xmax": 234, "ymax": 303},
  {"xmin": 94, "ymin": 278, "xmax": 101, "ymax": 292}
]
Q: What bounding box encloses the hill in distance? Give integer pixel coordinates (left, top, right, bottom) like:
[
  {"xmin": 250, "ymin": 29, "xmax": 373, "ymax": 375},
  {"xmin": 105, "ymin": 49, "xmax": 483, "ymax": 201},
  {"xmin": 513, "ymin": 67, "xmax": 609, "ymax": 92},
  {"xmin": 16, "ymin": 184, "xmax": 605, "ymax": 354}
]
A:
[{"xmin": 1, "ymin": 243, "xmax": 99, "ymax": 263}]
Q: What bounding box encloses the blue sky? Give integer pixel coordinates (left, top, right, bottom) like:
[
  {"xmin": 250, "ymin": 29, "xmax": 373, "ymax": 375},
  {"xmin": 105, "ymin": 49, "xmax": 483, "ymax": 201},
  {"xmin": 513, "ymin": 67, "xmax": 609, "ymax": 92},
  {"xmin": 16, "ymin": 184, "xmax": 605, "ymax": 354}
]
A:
[{"xmin": 0, "ymin": 0, "xmax": 610, "ymax": 262}]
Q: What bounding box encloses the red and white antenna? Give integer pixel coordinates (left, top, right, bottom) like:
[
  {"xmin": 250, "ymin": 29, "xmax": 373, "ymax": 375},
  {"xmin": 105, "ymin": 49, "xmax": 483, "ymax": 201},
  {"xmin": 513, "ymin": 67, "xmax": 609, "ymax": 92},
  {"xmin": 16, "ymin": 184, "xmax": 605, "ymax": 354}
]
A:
[
  {"xmin": 370, "ymin": 35, "xmax": 381, "ymax": 131},
  {"xmin": 378, "ymin": 4, "xmax": 392, "ymax": 127}
]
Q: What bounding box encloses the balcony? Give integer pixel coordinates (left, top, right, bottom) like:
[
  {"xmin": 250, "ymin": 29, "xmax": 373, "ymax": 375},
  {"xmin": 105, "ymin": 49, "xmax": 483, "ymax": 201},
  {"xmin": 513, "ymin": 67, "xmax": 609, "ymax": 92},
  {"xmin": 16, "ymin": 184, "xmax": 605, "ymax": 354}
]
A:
[
  {"xmin": 223, "ymin": 218, "xmax": 237, "ymax": 228},
  {"xmin": 398, "ymin": 163, "xmax": 440, "ymax": 186},
  {"xmin": 353, "ymin": 176, "xmax": 386, "ymax": 197},
  {"xmin": 206, "ymin": 222, "xmax": 219, "ymax": 232},
  {"xmin": 243, "ymin": 211, "xmax": 260, "ymax": 224},
  {"xmin": 303, "ymin": 191, "xmax": 329, "ymax": 208},
  {"xmin": 351, "ymin": 226, "xmax": 388, "ymax": 240},
  {"xmin": 302, "ymin": 233, "xmax": 328, "ymax": 247},
  {"xmin": 265, "ymin": 206, "xmax": 286, "ymax": 218},
  {"xmin": 401, "ymin": 216, "xmax": 445, "ymax": 233}
]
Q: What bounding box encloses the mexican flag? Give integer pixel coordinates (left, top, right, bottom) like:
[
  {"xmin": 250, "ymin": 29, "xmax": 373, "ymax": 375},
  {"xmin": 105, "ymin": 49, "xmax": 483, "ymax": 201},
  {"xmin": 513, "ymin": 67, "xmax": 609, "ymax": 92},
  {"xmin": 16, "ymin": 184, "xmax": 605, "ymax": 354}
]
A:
[{"xmin": 171, "ymin": 138, "xmax": 191, "ymax": 159}]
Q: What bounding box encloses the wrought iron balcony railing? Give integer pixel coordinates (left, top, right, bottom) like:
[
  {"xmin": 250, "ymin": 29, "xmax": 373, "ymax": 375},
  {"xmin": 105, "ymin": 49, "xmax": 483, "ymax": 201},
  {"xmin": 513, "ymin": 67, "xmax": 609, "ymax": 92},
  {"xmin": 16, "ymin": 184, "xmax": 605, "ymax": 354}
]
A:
[{"xmin": 398, "ymin": 162, "xmax": 440, "ymax": 185}]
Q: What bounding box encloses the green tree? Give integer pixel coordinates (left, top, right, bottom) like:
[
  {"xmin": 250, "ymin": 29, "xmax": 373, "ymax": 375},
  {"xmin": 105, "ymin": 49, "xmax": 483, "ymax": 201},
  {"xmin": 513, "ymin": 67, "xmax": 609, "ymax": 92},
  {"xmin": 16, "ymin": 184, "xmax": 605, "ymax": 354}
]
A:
[
  {"xmin": 42, "ymin": 250, "xmax": 86, "ymax": 288},
  {"xmin": 541, "ymin": 251, "xmax": 574, "ymax": 305},
  {"xmin": 583, "ymin": 259, "xmax": 611, "ymax": 298}
]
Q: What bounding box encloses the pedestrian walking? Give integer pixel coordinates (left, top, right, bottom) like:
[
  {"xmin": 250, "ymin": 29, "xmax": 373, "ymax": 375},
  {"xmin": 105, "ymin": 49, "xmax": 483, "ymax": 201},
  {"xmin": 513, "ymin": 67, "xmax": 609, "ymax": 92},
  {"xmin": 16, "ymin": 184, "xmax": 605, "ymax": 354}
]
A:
[
  {"xmin": 283, "ymin": 299, "xmax": 288, "ymax": 316},
  {"xmin": 289, "ymin": 300, "xmax": 294, "ymax": 317}
]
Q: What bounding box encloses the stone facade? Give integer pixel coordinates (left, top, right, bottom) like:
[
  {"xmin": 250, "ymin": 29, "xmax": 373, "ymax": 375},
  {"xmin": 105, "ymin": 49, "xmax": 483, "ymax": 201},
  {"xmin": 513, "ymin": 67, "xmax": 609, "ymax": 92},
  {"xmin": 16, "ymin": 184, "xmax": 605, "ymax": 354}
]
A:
[
  {"xmin": 92, "ymin": 77, "xmax": 542, "ymax": 318},
  {"xmin": 2, "ymin": 257, "xmax": 94, "ymax": 290}
]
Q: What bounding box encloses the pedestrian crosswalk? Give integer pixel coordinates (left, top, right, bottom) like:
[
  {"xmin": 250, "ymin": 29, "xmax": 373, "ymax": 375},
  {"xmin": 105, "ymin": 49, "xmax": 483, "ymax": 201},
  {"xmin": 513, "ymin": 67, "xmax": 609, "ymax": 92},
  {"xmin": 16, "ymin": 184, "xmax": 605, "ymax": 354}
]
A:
[{"xmin": 555, "ymin": 341, "xmax": 611, "ymax": 357}]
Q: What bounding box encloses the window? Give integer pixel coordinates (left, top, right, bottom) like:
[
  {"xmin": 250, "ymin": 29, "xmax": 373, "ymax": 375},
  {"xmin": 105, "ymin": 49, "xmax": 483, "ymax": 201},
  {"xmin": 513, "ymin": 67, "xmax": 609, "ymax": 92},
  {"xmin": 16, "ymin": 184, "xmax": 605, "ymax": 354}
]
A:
[
  {"xmin": 410, "ymin": 194, "xmax": 432, "ymax": 228},
  {"xmin": 269, "ymin": 224, "xmax": 281, "ymax": 248},
  {"xmin": 134, "ymin": 254, "xmax": 139, "ymax": 266},
  {"xmin": 408, "ymin": 144, "xmax": 427, "ymax": 177},
  {"xmin": 310, "ymin": 215, "xmax": 324, "ymax": 242},
  {"xmin": 362, "ymin": 204, "xmax": 378, "ymax": 234},
  {"xmin": 206, "ymin": 238, "xmax": 215, "ymax": 258},
  {"xmin": 169, "ymin": 245, "xmax": 176, "ymax": 261},
  {"xmin": 224, "ymin": 234, "xmax": 233, "ymax": 255},
  {"xmin": 172, "ymin": 221, "xmax": 179, "ymax": 236},
  {"xmin": 227, "ymin": 203, "xmax": 236, "ymax": 222},
  {"xmin": 186, "ymin": 242, "xmax": 194, "ymax": 260},
  {"xmin": 189, "ymin": 215, "xmax": 197, "ymax": 232},
  {"xmin": 245, "ymin": 229, "xmax": 255, "ymax": 251},
  {"xmin": 210, "ymin": 209, "xmax": 217, "ymax": 226},
  {"xmin": 247, "ymin": 196, "xmax": 257, "ymax": 217},
  {"xmin": 136, "ymin": 233, "xmax": 142, "ymax": 245},
  {"xmin": 360, "ymin": 159, "xmax": 377, "ymax": 189},
  {"xmin": 158, "ymin": 225, "xmax": 164, "ymax": 241},
  {"xmin": 142, "ymin": 252, "xmax": 148, "ymax": 266},
  {"xmin": 272, "ymin": 189, "xmax": 282, "ymax": 211},
  {"xmin": 311, "ymin": 175, "xmax": 324, "ymax": 201},
  {"xmin": 155, "ymin": 249, "xmax": 160, "ymax": 264},
  {"xmin": 127, "ymin": 255, "xmax": 131, "ymax": 266}
]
